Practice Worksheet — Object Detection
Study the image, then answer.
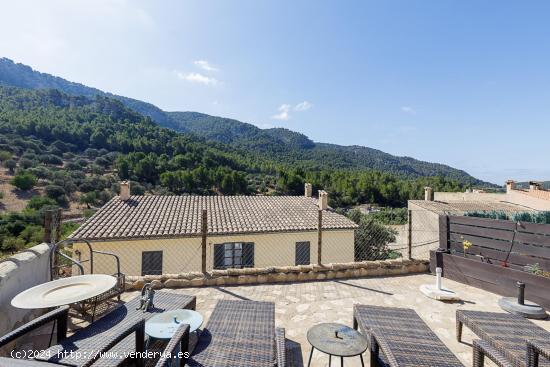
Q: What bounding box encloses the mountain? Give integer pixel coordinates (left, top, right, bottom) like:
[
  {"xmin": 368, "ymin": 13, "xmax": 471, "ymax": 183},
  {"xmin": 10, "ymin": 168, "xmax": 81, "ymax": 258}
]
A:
[{"xmin": 0, "ymin": 57, "xmax": 492, "ymax": 186}]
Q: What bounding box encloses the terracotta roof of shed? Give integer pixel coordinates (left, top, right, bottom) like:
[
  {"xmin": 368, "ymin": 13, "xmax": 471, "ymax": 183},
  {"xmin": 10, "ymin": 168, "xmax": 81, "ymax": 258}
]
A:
[{"xmin": 70, "ymin": 195, "xmax": 358, "ymax": 240}]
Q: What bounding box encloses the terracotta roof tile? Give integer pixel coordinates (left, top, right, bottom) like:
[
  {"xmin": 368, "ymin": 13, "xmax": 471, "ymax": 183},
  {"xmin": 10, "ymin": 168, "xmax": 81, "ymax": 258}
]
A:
[{"xmin": 70, "ymin": 195, "xmax": 358, "ymax": 240}]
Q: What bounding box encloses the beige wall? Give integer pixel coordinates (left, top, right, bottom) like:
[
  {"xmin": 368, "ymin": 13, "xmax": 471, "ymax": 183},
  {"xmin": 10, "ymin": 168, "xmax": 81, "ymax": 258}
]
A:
[
  {"xmin": 74, "ymin": 230, "xmax": 355, "ymax": 276},
  {"xmin": 408, "ymin": 202, "xmax": 441, "ymax": 259},
  {"xmin": 434, "ymin": 192, "xmax": 506, "ymax": 202}
]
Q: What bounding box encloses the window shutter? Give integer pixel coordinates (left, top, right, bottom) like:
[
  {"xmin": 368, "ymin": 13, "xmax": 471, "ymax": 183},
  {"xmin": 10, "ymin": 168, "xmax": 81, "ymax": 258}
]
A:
[
  {"xmin": 295, "ymin": 242, "xmax": 310, "ymax": 265},
  {"xmin": 243, "ymin": 242, "xmax": 254, "ymax": 268},
  {"xmin": 214, "ymin": 244, "xmax": 225, "ymax": 269},
  {"xmin": 142, "ymin": 251, "xmax": 163, "ymax": 275}
]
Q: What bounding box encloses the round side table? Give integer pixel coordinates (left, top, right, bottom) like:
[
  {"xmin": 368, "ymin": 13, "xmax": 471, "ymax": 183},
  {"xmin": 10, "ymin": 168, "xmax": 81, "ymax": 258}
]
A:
[
  {"xmin": 145, "ymin": 309, "xmax": 203, "ymax": 339},
  {"xmin": 307, "ymin": 323, "xmax": 368, "ymax": 367},
  {"xmin": 145, "ymin": 309, "xmax": 203, "ymax": 366}
]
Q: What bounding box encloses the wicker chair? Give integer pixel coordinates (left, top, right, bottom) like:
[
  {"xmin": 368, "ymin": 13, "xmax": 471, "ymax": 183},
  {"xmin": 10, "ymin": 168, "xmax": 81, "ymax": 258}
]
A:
[
  {"xmin": 153, "ymin": 324, "xmax": 190, "ymax": 367},
  {"xmin": 0, "ymin": 305, "xmax": 146, "ymax": 367},
  {"xmin": 0, "ymin": 291, "xmax": 195, "ymax": 367}
]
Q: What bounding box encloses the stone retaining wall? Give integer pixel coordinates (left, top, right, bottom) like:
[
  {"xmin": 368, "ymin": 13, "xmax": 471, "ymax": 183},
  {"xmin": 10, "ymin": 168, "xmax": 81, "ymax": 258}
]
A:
[{"xmin": 125, "ymin": 258, "xmax": 429, "ymax": 290}]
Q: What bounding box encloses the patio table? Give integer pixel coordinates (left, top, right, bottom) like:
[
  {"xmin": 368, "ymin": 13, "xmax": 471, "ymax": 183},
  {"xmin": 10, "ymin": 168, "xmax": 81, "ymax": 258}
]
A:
[
  {"xmin": 306, "ymin": 323, "xmax": 367, "ymax": 367},
  {"xmin": 11, "ymin": 274, "xmax": 117, "ymax": 309}
]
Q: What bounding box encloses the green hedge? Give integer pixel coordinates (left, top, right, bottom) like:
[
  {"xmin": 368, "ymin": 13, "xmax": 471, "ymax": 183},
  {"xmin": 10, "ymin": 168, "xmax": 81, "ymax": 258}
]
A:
[{"xmin": 465, "ymin": 211, "xmax": 550, "ymax": 224}]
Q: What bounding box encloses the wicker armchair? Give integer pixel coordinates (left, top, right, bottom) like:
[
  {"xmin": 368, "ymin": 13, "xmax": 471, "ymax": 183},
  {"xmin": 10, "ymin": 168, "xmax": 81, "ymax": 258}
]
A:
[
  {"xmin": 0, "ymin": 306, "xmax": 69, "ymax": 351},
  {"xmin": 527, "ymin": 339, "xmax": 550, "ymax": 367},
  {"xmin": 0, "ymin": 305, "xmax": 145, "ymax": 367},
  {"xmin": 153, "ymin": 324, "xmax": 190, "ymax": 367}
]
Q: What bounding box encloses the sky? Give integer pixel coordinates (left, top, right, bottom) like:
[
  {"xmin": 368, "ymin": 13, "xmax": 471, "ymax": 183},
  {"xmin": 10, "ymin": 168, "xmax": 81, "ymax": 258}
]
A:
[{"xmin": 0, "ymin": 0, "xmax": 548, "ymax": 185}]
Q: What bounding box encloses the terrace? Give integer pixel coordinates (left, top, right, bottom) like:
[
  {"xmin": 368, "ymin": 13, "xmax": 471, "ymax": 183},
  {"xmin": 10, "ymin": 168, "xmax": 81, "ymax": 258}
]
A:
[{"xmin": 119, "ymin": 273, "xmax": 550, "ymax": 366}]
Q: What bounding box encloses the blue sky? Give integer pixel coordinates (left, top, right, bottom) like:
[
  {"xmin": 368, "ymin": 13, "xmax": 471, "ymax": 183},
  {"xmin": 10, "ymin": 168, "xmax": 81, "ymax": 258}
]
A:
[{"xmin": 0, "ymin": 1, "xmax": 547, "ymax": 184}]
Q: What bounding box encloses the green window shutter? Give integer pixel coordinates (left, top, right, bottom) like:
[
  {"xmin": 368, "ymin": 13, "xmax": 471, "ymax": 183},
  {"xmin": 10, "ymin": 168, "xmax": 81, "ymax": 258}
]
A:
[
  {"xmin": 295, "ymin": 241, "xmax": 310, "ymax": 265},
  {"xmin": 214, "ymin": 244, "xmax": 225, "ymax": 269},
  {"xmin": 243, "ymin": 242, "xmax": 254, "ymax": 268},
  {"xmin": 142, "ymin": 251, "xmax": 163, "ymax": 275}
]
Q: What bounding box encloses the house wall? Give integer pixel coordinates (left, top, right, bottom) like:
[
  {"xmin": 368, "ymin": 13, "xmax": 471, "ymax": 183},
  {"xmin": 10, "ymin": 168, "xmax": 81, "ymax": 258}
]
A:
[
  {"xmin": 74, "ymin": 229, "xmax": 355, "ymax": 276},
  {"xmin": 408, "ymin": 202, "xmax": 441, "ymax": 259},
  {"xmin": 434, "ymin": 192, "xmax": 506, "ymax": 202}
]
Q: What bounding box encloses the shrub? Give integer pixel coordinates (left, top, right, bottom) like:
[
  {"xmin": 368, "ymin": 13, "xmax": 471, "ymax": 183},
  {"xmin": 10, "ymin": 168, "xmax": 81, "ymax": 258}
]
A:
[
  {"xmin": 26, "ymin": 196, "xmax": 58, "ymax": 210},
  {"xmin": 0, "ymin": 150, "xmax": 12, "ymax": 161},
  {"xmin": 348, "ymin": 209, "xmax": 398, "ymax": 261},
  {"xmin": 45, "ymin": 185, "xmax": 68, "ymax": 206},
  {"xmin": 4, "ymin": 159, "xmax": 17, "ymax": 173},
  {"xmin": 19, "ymin": 158, "xmax": 34, "ymax": 169},
  {"xmin": 11, "ymin": 172, "xmax": 37, "ymax": 191},
  {"xmin": 38, "ymin": 154, "xmax": 63, "ymax": 165}
]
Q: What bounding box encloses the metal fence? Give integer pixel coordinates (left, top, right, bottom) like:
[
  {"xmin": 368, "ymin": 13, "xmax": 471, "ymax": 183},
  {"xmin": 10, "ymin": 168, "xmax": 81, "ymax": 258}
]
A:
[{"xmin": 47, "ymin": 208, "xmax": 448, "ymax": 278}]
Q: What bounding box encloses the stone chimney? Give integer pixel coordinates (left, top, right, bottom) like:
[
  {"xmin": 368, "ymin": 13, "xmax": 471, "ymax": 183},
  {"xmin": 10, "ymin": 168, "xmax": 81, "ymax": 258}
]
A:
[
  {"xmin": 304, "ymin": 183, "xmax": 313, "ymax": 198},
  {"xmin": 120, "ymin": 181, "xmax": 130, "ymax": 201},
  {"xmin": 318, "ymin": 190, "xmax": 328, "ymax": 210},
  {"xmin": 424, "ymin": 187, "xmax": 434, "ymax": 201},
  {"xmin": 505, "ymin": 180, "xmax": 516, "ymax": 193},
  {"xmin": 529, "ymin": 181, "xmax": 541, "ymax": 192}
]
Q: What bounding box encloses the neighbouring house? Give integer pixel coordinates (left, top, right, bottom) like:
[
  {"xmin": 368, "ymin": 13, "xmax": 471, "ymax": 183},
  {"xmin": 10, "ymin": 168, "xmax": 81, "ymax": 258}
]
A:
[
  {"xmin": 434, "ymin": 180, "xmax": 550, "ymax": 211},
  {"xmin": 70, "ymin": 182, "xmax": 358, "ymax": 276},
  {"xmin": 407, "ymin": 186, "xmax": 536, "ymax": 259}
]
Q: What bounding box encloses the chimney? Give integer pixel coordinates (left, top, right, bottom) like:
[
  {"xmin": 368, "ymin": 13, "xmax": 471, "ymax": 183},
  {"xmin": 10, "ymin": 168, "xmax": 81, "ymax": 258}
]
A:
[
  {"xmin": 424, "ymin": 187, "xmax": 434, "ymax": 201},
  {"xmin": 529, "ymin": 181, "xmax": 541, "ymax": 192},
  {"xmin": 304, "ymin": 183, "xmax": 313, "ymax": 198},
  {"xmin": 318, "ymin": 190, "xmax": 328, "ymax": 210},
  {"xmin": 505, "ymin": 180, "xmax": 516, "ymax": 193},
  {"xmin": 120, "ymin": 181, "xmax": 130, "ymax": 201}
]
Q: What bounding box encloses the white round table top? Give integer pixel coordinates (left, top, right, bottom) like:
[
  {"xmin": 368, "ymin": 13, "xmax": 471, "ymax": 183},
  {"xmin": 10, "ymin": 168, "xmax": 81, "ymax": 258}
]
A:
[
  {"xmin": 146, "ymin": 309, "xmax": 203, "ymax": 340},
  {"xmin": 11, "ymin": 274, "xmax": 117, "ymax": 309}
]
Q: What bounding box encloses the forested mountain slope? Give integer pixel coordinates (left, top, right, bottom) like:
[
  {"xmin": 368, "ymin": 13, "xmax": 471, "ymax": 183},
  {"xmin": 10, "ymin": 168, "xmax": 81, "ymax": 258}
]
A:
[{"xmin": 0, "ymin": 57, "xmax": 491, "ymax": 186}]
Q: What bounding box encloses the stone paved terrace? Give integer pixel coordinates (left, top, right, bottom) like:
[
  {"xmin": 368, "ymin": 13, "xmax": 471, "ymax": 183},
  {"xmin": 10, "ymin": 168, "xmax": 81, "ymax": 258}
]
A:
[{"xmin": 122, "ymin": 273, "xmax": 550, "ymax": 367}]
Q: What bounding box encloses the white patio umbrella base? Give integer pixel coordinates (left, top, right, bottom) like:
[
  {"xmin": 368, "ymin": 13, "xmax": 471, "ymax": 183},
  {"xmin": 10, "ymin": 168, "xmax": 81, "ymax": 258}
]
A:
[
  {"xmin": 420, "ymin": 267, "xmax": 460, "ymax": 301},
  {"xmin": 420, "ymin": 284, "xmax": 460, "ymax": 301}
]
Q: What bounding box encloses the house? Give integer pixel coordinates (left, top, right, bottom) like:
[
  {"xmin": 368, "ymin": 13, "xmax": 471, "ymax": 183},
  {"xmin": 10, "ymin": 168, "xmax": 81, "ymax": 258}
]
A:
[
  {"xmin": 407, "ymin": 186, "xmax": 536, "ymax": 259},
  {"xmin": 434, "ymin": 180, "xmax": 550, "ymax": 211},
  {"xmin": 70, "ymin": 182, "xmax": 358, "ymax": 276}
]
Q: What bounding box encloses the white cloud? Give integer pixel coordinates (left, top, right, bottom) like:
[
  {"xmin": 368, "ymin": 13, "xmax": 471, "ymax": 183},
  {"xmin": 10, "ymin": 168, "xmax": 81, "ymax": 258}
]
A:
[
  {"xmin": 176, "ymin": 71, "xmax": 218, "ymax": 86},
  {"xmin": 193, "ymin": 60, "xmax": 219, "ymax": 72},
  {"xmin": 400, "ymin": 106, "xmax": 417, "ymax": 115},
  {"xmin": 271, "ymin": 101, "xmax": 313, "ymax": 120},
  {"xmin": 294, "ymin": 101, "xmax": 312, "ymax": 111},
  {"xmin": 271, "ymin": 104, "xmax": 292, "ymax": 121}
]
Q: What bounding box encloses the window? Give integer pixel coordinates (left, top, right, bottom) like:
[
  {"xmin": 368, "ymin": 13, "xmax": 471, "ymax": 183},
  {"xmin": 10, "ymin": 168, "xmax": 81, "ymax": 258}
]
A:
[
  {"xmin": 295, "ymin": 241, "xmax": 310, "ymax": 265},
  {"xmin": 214, "ymin": 242, "xmax": 254, "ymax": 269},
  {"xmin": 141, "ymin": 251, "xmax": 163, "ymax": 276}
]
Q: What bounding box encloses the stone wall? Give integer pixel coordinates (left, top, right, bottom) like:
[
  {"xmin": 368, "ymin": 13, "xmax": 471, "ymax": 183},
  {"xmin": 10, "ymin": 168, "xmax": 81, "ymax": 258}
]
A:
[
  {"xmin": 125, "ymin": 258, "xmax": 429, "ymax": 290},
  {"xmin": 0, "ymin": 244, "xmax": 51, "ymax": 346}
]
